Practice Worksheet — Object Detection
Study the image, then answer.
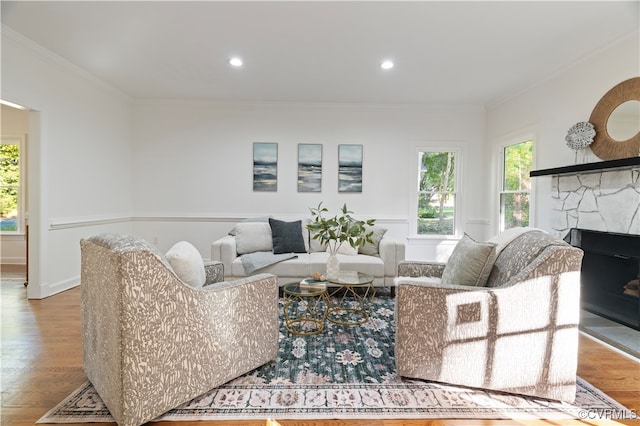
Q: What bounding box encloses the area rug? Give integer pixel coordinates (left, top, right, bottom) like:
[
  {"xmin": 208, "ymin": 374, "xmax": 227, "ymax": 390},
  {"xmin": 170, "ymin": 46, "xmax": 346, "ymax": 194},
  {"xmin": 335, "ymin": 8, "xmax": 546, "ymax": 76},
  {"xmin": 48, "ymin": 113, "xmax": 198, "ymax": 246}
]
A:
[{"xmin": 39, "ymin": 296, "xmax": 632, "ymax": 423}]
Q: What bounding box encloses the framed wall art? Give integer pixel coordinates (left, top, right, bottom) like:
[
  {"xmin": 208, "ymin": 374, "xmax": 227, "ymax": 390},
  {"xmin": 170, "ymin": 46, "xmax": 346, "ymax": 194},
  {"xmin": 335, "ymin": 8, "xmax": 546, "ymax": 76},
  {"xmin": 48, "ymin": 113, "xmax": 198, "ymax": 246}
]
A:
[
  {"xmin": 297, "ymin": 144, "xmax": 322, "ymax": 192},
  {"xmin": 253, "ymin": 142, "xmax": 278, "ymax": 192},
  {"xmin": 338, "ymin": 144, "xmax": 363, "ymax": 193}
]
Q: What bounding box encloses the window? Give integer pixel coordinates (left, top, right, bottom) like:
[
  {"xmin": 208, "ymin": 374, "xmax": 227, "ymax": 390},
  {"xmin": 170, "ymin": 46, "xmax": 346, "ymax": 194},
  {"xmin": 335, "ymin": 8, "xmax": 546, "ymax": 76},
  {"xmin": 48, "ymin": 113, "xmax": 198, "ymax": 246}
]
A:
[
  {"xmin": 500, "ymin": 140, "xmax": 533, "ymax": 231},
  {"xmin": 1, "ymin": 136, "xmax": 23, "ymax": 233},
  {"xmin": 416, "ymin": 150, "xmax": 457, "ymax": 235}
]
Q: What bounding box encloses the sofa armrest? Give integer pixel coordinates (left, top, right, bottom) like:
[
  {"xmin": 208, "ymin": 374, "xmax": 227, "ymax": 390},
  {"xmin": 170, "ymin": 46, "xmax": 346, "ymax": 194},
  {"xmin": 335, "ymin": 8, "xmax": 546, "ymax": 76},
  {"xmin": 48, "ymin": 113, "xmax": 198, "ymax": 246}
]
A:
[
  {"xmin": 379, "ymin": 237, "xmax": 406, "ymax": 280},
  {"xmin": 397, "ymin": 260, "xmax": 446, "ymax": 278},
  {"xmin": 211, "ymin": 235, "xmax": 237, "ymax": 277}
]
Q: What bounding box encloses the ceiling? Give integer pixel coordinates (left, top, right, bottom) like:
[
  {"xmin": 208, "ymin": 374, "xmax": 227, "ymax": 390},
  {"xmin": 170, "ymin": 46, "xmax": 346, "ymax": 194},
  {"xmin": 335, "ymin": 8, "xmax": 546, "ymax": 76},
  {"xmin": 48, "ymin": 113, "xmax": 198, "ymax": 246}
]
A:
[{"xmin": 2, "ymin": 1, "xmax": 638, "ymax": 106}]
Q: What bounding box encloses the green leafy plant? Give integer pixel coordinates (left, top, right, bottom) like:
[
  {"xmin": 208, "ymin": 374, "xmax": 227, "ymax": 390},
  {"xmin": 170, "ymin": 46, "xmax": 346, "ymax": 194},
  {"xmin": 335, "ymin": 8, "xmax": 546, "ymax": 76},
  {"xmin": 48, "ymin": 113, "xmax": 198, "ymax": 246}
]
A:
[{"xmin": 307, "ymin": 202, "xmax": 376, "ymax": 254}]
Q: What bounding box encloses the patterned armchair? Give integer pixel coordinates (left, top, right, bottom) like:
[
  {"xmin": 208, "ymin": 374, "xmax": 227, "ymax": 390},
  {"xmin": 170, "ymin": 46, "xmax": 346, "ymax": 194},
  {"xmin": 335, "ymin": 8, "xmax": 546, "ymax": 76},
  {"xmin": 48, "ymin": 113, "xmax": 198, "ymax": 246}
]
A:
[
  {"xmin": 80, "ymin": 233, "xmax": 279, "ymax": 426},
  {"xmin": 395, "ymin": 229, "xmax": 584, "ymax": 402}
]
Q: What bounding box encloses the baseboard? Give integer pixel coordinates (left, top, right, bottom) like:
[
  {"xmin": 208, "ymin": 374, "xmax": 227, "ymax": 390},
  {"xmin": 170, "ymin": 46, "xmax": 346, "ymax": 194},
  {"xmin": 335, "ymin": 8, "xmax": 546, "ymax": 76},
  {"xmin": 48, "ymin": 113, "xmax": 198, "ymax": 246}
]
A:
[
  {"xmin": 38, "ymin": 276, "xmax": 80, "ymax": 299},
  {"xmin": 580, "ymin": 330, "xmax": 640, "ymax": 362}
]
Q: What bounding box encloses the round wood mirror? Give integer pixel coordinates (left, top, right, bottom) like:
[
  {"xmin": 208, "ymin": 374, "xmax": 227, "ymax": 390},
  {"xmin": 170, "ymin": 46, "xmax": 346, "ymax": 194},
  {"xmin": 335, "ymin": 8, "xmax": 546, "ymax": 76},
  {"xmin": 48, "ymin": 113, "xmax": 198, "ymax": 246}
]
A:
[{"xmin": 589, "ymin": 77, "xmax": 640, "ymax": 160}]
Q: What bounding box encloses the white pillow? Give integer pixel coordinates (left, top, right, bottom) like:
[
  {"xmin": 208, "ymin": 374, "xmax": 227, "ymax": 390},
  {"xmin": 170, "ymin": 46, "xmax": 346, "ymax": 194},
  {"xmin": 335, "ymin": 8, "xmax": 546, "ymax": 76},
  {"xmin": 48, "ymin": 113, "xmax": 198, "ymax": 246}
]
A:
[
  {"xmin": 165, "ymin": 241, "xmax": 206, "ymax": 288},
  {"xmin": 235, "ymin": 222, "xmax": 273, "ymax": 254},
  {"xmin": 327, "ymin": 241, "xmax": 359, "ymax": 256}
]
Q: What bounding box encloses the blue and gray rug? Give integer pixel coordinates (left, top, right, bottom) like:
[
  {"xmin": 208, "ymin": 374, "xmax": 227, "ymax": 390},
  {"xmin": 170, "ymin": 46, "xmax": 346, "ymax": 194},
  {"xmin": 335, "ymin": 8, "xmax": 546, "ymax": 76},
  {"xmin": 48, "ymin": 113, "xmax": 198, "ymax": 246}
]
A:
[{"xmin": 39, "ymin": 296, "xmax": 632, "ymax": 423}]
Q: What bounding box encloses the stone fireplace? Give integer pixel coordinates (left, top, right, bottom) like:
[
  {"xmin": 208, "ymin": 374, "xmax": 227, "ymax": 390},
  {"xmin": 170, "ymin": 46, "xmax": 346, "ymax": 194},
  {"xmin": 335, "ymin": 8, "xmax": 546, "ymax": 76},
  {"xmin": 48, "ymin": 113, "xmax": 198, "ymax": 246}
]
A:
[
  {"xmin": 531, "ymin": 157, "xmax": 640, "ymax": 330},
  {"xmin": 550, "ymin": 166, "xmax": 639, "ymax": 235}
]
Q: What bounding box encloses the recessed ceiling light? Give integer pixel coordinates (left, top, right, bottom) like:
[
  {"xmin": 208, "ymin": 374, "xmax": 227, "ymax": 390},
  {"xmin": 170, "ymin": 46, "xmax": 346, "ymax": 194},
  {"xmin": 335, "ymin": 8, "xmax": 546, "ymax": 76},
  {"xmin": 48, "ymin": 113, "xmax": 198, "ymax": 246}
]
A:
[
  {"xmin": 229, "ymin": 57, "xmax": 243, "ymax": 67},
  {"xmin": 380, "ymin": 60, "xmax": 394, "ymax": 70}
]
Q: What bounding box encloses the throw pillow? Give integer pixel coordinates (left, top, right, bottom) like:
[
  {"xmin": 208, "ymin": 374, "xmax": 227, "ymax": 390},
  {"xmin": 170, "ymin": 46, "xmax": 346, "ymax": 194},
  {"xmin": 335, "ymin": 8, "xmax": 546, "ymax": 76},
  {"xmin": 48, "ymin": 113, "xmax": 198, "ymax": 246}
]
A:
[
  {"xmin": 165, "ymin": 241, "xmax": 206, "ymax": 288},
  {"xmin": 327, "ymin": 241, "xmax": 359, "ymax": 256},
  {"xmin": 269, "ymin": 218, "xmax": 307, "ymax": 254},
  {"xmin": 235, "ymin": 222, "xmax": 273, "ymax": 254},
  {"xmin": 228, "ymin": 216, "xmax": 271, "ymax": 236},
  {"xmin": 359, "ymin": 226, "xmax": 387, "ymax": 256},
  {"xmin": 441, "ymin": 234, "xmax": 497, "ymax": 286},
  {"xmin": 309, "ymin": 230, "xmax": 328, "ymax": 252}
]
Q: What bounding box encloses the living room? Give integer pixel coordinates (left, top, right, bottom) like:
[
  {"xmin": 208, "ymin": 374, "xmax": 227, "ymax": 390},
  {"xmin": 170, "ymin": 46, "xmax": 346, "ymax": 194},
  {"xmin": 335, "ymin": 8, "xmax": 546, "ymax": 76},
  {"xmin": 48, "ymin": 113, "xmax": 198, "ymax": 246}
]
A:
[
  {"xmin": 1, "ymin": 2, "xmax": 639, "ymax": 425},
  {"xmin": 1, "ymin": 1, "xmax": 637, "ymax": 301}
]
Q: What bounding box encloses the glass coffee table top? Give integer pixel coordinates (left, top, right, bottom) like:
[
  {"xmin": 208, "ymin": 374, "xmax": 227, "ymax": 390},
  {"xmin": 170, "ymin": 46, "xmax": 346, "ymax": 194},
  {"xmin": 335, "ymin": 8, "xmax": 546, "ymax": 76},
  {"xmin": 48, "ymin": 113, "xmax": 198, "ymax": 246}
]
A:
[
  {"xmin": 327, "ymin": 270, "xmax": 374, "ymax": 286},
  {"xmin": 283, "ymin": 281, "xmax": 327, "ymax": 297}
]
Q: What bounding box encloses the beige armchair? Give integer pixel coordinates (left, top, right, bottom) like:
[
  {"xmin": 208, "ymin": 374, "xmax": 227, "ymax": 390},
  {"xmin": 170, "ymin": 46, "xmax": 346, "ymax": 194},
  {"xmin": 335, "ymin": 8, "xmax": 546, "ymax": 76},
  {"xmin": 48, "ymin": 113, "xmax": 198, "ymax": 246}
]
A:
[
  {"xmin": 80, "ymin": 233, "xmax": 279, "ymax": 426},
  {"xmin": 395, "ymin": 229, "xmax": 584, "ymax": 402}
]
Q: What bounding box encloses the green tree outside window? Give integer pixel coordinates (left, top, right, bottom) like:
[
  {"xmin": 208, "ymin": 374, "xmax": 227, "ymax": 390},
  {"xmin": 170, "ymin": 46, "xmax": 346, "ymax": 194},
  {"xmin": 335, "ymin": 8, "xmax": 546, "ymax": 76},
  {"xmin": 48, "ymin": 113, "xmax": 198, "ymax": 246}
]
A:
[
  {"xmin": 501, "ymin": 140, "xmax": 533, "ymax": 230},
  {"xmin": 417, "ymin": 151, "xmax": 456, "ymax": 235},
  {"xmin": 1, "ymin": 143, "xmax": 20, "ymax": 232}
]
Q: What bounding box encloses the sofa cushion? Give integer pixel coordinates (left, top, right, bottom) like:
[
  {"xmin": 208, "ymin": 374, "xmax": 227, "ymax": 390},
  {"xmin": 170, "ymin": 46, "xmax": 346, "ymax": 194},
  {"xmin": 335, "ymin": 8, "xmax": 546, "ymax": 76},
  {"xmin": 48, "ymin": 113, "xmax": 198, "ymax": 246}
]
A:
[
  {"xmin": 269, "ymin": 218, "xmax": 306, "ymax": 254},
  {"xmin": 359, "ymin": 226, "xmax": 387, "ymax": 256},
  {"xmin": 235, "ymin": 222, "xmax": 273, "ymax": 254},
  {"xmin": 441, "ymin": 234, "xmax": 497, "ymax": 286},
  {"xmin": 165, "ymin": 241, "xmax": 206, "ymax": 288}
]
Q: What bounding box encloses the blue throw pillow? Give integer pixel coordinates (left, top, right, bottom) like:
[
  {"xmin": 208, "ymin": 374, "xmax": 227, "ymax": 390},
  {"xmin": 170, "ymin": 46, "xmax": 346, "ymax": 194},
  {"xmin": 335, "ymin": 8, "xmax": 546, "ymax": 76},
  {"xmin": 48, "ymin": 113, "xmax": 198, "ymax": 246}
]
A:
[{"xmin": 269, "ymin": 218, "xmax": 306, "ymax": 254}]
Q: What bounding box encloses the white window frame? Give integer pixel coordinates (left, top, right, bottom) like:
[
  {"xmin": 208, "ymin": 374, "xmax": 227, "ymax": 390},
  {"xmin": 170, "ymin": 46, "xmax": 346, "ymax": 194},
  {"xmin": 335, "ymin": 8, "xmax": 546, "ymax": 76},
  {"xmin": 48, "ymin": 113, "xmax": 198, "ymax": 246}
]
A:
[
  {"xmin": 497, "ymin": 134, "xmax": 535, "ymax": 233},
  {"xmin": 1, "ymin": 135, "xmax": 25, "ymax": 234},
  {"xmin": 410, "ymin": 145, "xmax": 462, "ymax": 238}
]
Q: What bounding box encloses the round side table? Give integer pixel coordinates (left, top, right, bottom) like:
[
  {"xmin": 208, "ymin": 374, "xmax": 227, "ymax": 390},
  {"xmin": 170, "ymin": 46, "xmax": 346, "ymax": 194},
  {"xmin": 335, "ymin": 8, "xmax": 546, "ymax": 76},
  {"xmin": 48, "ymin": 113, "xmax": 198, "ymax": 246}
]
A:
[
  {"xmin": 282, "ymin": 282, "xmax": 329, "ymax": 336},
  {"xmin": 327, "ymin": 270, "xmax": 375, "ymax": 326}
]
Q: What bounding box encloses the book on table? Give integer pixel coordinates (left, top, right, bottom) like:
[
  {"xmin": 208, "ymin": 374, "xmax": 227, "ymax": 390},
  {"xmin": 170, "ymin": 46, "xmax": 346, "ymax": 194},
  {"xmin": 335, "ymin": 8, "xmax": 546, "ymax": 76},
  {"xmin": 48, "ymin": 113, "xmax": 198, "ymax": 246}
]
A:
[{"xmin": 299, "ymin": 278, "xmax": 327, "ymax": 290}]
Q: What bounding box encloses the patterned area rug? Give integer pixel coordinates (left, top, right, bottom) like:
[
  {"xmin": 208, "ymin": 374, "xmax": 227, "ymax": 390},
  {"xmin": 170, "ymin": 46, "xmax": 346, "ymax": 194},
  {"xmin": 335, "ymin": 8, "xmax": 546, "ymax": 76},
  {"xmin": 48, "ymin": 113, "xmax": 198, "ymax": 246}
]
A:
[{"xmin": 38, "ymin": 296, "xmax": 631, "ymax": 423}]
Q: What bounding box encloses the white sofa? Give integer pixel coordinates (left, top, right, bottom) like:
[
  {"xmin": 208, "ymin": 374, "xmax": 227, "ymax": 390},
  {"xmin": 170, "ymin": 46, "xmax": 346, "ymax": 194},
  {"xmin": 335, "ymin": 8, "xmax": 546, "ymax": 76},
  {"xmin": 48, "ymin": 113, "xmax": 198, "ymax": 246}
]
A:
[{"xmin": 211, "ymin": 217, "xmax": 405, "ymax": 290}]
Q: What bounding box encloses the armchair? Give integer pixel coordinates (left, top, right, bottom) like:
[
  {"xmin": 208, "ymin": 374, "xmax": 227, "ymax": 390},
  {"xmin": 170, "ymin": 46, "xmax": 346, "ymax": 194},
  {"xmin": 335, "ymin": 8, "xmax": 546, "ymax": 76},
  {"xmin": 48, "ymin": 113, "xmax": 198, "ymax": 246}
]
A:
[
  {"xmin": 395, "ymin": 229, "xmax": 584, "ymax": 402},
  {"xmin": 80, "ymin": 233, "xmax": 279, "ymax": 426}
]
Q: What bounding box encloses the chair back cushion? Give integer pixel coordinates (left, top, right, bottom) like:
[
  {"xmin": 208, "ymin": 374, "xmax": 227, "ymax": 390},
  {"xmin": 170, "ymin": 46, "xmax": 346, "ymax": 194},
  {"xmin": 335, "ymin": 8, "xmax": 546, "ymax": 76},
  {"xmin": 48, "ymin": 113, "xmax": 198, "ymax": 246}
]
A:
[{"xmin": 486, "ymin": 230, "xmax": 570, "ymax": 288}]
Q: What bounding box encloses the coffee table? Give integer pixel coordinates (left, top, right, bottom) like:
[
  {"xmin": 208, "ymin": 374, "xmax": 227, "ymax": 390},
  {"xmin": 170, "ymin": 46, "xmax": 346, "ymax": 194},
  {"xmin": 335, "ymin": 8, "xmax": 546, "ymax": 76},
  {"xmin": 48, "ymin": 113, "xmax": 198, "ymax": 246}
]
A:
[
  {"xmin": 327, "ymin": 270, "xmax": 375, "ymax": 326},
  {"xmin": 282, "ymin": 282, "xmax": 329, "ymax": 336}
]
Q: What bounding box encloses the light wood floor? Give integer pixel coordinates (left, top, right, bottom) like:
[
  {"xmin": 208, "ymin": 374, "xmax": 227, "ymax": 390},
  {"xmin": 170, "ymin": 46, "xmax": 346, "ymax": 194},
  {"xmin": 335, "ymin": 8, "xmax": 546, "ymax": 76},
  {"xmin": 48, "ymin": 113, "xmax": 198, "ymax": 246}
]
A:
[{"xmin": 1, "ymin": 272, "xmax": 638, "ymax": 426}]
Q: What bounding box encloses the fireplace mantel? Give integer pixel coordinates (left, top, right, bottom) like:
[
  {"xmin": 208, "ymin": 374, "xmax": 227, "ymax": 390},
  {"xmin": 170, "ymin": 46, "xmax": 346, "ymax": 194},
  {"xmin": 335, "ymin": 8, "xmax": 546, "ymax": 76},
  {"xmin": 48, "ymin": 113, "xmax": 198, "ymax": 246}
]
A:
[{"xmin": 530, "ymin": 156, "xmax": 639, "ymax": 177}]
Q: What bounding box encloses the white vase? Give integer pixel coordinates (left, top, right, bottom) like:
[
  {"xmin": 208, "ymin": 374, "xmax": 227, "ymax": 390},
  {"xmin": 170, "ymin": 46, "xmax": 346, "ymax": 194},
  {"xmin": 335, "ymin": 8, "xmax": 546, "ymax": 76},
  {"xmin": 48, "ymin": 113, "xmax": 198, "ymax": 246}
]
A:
[{"xmin": 326, "ymin": 252, "xmax": 340, "ymax": 281}]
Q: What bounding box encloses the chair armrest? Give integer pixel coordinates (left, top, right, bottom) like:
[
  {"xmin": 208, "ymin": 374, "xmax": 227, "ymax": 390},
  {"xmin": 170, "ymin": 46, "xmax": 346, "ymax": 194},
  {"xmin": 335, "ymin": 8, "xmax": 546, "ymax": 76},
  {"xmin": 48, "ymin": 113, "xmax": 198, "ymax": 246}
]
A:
[
  {"xmin": 379, "ymin": 237, "xmax": 406, "ymax": 278},
  {"xmin": 204, "ymin": 261, "xmax": 224, "ymax": 285},
  {"xmin": 397, "ymin": 260, "xmax": 446, "ymax": 278},
  {"xmin": 211, "ymin": 235, "xmax": 237, "ymax": 277}
]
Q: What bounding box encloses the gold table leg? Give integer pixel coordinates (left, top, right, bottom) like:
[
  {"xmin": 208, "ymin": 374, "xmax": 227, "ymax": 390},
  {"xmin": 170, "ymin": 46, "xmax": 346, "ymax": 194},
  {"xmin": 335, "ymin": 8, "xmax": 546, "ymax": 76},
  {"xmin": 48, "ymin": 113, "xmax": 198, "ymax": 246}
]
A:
[
  {"xmin": 283, "ymin": 291, "xmax": 329, "ymax": 336},
  {"xmin": 327, "ymin": 283, "xmax": 375, "ymax": 326}
]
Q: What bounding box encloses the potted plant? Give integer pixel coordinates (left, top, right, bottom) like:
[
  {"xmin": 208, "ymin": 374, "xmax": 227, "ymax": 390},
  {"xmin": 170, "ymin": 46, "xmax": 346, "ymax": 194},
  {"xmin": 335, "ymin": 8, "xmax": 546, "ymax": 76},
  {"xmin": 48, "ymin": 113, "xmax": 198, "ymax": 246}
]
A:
[{"xmin": 307, "ymin": 202, "xmax": 376, "ymax": 280}]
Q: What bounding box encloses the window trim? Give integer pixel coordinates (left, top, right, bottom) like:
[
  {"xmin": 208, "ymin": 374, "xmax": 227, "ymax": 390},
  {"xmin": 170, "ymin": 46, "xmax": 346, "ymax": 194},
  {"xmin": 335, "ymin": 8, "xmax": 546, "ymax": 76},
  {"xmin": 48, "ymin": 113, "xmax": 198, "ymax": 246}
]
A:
[
  {"xmin": 1, "ymin": 135, "xmax": 25, "ymax": 235},
  {"xmin": 497, "ymin": 135, "xmax": 535, "ymax": 233},
  {"xmin": 410, "ymin": 145, "xmax": 463, "ymax": 239}
]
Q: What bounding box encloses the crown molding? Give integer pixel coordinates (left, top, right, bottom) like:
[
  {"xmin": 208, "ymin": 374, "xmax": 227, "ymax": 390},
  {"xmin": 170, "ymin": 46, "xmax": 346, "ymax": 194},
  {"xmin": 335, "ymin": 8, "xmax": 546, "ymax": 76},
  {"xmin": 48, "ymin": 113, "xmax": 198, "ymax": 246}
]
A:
[{"xmin": 2, "ymin": 25, "xmax": 132, "ymax": 103}]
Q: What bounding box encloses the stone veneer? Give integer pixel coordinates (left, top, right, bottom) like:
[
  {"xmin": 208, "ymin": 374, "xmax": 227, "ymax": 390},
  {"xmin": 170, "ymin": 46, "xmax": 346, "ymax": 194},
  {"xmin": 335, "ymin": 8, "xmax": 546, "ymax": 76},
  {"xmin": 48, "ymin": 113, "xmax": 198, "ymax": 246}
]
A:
[{"xmin": 551, "ymin": 167, "xmax": 640, "ymax": 236}]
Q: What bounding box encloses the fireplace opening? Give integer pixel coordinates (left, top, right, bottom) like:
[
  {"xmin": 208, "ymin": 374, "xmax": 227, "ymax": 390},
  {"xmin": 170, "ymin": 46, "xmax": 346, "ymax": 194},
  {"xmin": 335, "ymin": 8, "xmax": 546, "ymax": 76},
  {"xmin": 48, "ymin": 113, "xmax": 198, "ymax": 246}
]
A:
[{"xmin": 564, "ymin": 228, "xmax": 640, "ymax": 330}]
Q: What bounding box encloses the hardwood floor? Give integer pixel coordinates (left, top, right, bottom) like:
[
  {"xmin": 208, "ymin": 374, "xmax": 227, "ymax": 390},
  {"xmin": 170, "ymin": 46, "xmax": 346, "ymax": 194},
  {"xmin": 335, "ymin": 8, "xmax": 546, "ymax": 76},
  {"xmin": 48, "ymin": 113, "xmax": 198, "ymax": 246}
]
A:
[{"xmin": 1, "ymin": 276, "xmax": 638, "ymax": 426}]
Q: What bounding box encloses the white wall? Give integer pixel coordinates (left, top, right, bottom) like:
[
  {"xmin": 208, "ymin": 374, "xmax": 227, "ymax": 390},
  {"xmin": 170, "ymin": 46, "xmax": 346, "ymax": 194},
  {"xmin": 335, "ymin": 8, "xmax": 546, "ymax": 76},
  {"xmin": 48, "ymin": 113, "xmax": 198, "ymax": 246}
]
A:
[
  {"xmin": 131, "ymin": 101, "xmax": 488, "ymax": 260},
  {"xmin": 486, "ymin": 32, "xmax": 640, "ymax": 236},
  {"xmin": 1, "ymin": 28, "xmax": 135, "ymax": 298}
]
